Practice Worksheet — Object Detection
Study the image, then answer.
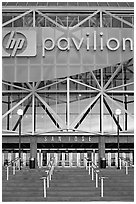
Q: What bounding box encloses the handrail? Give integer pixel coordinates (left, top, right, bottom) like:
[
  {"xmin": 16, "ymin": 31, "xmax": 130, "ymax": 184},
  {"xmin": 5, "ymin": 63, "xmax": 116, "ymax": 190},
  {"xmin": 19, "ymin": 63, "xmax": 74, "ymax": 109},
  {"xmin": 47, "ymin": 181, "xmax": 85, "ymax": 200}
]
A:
[
  {"xmin": 5, "ymin": 157, "xmax": 21, "ymax": 180},
  {"xmin": 41, "ymin": 157, "xmax": 55, "ymax": 198},
  {"xmin": 119, "ymin": 157, "xmax": 133, "ymax": 174},
  {"xmin": 85, "ymin": 157, "xmax": 108, "ymax": 197}
]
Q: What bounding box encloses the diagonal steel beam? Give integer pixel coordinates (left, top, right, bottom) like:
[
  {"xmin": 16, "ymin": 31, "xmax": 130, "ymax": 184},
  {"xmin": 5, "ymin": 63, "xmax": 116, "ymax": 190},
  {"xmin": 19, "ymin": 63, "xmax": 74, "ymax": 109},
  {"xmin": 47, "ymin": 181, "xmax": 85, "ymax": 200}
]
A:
[
  {"xmin": 2, "ymin": 93, "xmax": 32, "ymax": 119},
  {"xmin": 39, "ymin": 101, "xmax": 61, "ymax": 129},
  {"xmin": 74, "ymin": 95, "xmax": 99, "ymax": 129},
  {"xmin": 104, "ymin": 64, "xmax": 122, "ymax": 89},
  {"xmin": 37, "ymin": 78, "xmax": 67, "ymax": 91},
  {"xmin": 70, "ymin": 10, "xmax": 100, "ymax": 30},
  {"xmin": 106, "ymin": 82, "xmax": 134, "ymax": 91},
  {"xmin": 35, "ymin": 92, "xmax": 66, "ymax": 129},
  {"xmin": 70, "ymin": 78, "xmax": 100, "ymax": 91},
  {"xmin": 26, "ymin": 82, "xmax": 33, "ymax": 89},
  {"xmin": 104, "ymin": 92, "xmax": 134, "ymax": 119},
  {"xmin": 103, "ymin": 97, "xmax": 122, "ymax": 131},
  {"xmin": 2, "ymin": 81, "xmax": 30, "ymax": 91},
  {"xmin": 2, "ymin": 10, "xmax": 33, "ymax": 27},
  {"xmin": 90, "ymin": 70, "xmax": 101, "ymax": 89},
  {"xmin": 70, "ymin": 93, "xmax": 101, "ymax": 129},
  {"xmin": 103, "ymin": 10, "xmax": 134, "ymax": 28},
  {"xmin": 36, "ymin": 10, "xmax": 66, "ymax": 30},
  {"xmin": 12, "ymin": 99, "xmax": 32, "ymax": 131}
]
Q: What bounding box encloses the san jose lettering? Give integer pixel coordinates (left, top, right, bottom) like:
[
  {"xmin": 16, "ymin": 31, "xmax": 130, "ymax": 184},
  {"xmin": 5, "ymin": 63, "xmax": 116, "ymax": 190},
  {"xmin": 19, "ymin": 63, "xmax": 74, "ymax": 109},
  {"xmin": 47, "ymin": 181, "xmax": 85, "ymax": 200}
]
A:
[
  {"xmin": 44, "ymin": 136, "xmax": 92, "ymax": 142},
  {"xmin": 42, "ymin": 31, "xmax": 133, "ymax": 56}
]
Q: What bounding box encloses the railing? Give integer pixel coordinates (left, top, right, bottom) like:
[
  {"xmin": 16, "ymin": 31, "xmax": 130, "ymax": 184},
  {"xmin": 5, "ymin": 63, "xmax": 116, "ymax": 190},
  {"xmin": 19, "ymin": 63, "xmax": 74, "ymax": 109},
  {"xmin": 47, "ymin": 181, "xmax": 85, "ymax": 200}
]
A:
[
  {"xmin": 4, "ymin": 157, "xmax": 21, "ymax": 180},
  {"xmin": 119, "ymin": 157, "xmax": 134, "ymax": 175},
  {"xmin": 40, "ymin": 157, "xmax": 55, "ymax": 198},
  {"xmin": 85, "ymin": 158, "xmax": 108, "ymax": 197}
]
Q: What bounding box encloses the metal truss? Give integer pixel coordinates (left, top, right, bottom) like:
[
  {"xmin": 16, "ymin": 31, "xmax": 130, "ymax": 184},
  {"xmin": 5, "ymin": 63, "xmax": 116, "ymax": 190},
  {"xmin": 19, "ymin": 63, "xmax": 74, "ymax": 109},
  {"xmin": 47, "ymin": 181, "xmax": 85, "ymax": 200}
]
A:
[
  {"xmin": 2, "ymin": 59, "xmax": 134, "ymax": 135},
  {"xmin": 2, "ymin": 8, "xmax": 134, "ymax": 28}
]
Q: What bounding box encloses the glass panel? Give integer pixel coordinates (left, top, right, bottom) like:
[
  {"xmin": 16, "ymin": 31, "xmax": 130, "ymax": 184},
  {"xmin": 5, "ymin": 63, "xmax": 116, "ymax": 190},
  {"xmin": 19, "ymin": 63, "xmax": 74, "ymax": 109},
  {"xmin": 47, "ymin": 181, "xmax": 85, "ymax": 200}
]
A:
[
  {"xmin": 3, "ymin": 15, "xmax": 12, "ymax": 27},
  {"xmin": 64, "ymin": 153, "xmax": 70, "ymax": 166},
  {"xmin": 72, "ymin": 153, "xmax": 77, "ymax": 166},
  {"xmin": 112, "ymin": 17, "xmax": 121, "ymax": 27},
  {"xmin": 80, "ymin": 153, "xmax": 85, "ymax": 166},
  {"xmin": 57, "ymin": 153, "xmax": 62, "ymax": 166},
  {"xmin": 24, "ymin": 13, "xmax": 33, "ymax": 27},
  {"xmin": 103, "ymin": 14, "xmax": 112, "ymax": 27},
  {"xmin": 111, "ymin": 153, "xmax": 115, "ymax": 166},
  {"xmin": 123, "ymin": 17, "xmax": 132, "ymax": 28},
  {"xmin": 42, "ymin": 151, "xmax": 47, "ymax": 166}
]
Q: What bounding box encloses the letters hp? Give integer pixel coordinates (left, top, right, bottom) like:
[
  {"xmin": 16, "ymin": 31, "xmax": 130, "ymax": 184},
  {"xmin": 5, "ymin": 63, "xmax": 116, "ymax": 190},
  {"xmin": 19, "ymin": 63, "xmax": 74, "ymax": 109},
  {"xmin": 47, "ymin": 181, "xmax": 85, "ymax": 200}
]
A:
[{"xmin": 5, "ymin": 31, "xmax": 25, "ymax": 56}]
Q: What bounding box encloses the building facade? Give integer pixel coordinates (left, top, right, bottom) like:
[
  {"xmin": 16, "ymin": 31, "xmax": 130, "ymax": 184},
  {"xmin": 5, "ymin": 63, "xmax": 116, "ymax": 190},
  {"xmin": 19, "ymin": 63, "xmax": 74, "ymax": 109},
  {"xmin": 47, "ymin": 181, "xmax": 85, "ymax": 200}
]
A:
[{"xmin": 2, "ymin": 2, "xmax": 134, "ymax": 168}]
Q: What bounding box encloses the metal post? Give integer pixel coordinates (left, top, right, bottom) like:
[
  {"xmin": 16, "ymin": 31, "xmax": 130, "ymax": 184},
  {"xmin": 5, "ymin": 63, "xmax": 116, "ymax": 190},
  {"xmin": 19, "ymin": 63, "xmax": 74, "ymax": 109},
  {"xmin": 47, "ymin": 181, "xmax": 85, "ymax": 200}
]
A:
[
  {"xmin": 7, "ymin": 166, "xmax": 9, "ymax": 181},
  {"xmin": 13, "ymin": 162, "xmax": 15, "ymax": 175},
  {"xmin": 101, "ymin": 178, "xmax": 104, "ymax": 197},
  {"xmin": 49, "ymin": 171, "xmax": 51, "ymax": 180},
  {"xmin": 117, "ymin": 115, "xmax": 120, "ymax": 169},
  {"xmin": 19, "ymin": 119, "xmax": 22, "ymax": 170},
  {"xmin": 67, "ymin": 77, "xmax": 70, "ymax": 129},
  {"xmin": 92, "ymin": 164, "xmax": 94, "ymax": 181},
  {"xmin": 119, "ymin": 158, "xmax": 121, "ymax": 170},
  {"xmin": 43, "ymin": 178, "xmax": 46, "ymax": 198},
  {"xmin": 47, "ymin": 176, "xmax": 49, "ymax": 188},
  {"xmin": 86, "ymin": 159, "xmax": 88, "ymax": 170},
  {"xmin": 89, "ymin": 161, "xmax": 91, "ymax": 175},
  {"xmin": 126, "ymin": 162, "xmax": 128, "ymax": 175},
  {"xmin": 96, "ymin": 171, "xmax": 98, "ymax": 188}
]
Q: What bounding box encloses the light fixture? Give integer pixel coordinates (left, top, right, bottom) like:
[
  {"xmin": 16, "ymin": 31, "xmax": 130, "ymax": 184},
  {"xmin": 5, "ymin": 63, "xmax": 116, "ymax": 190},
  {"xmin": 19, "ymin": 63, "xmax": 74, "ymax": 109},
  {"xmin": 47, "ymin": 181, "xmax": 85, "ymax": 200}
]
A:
[
  {"xmin": 17, "ymin": 109, "xmax": 23, "ymax": 116},
  {"xmin": 115, "ymin": 109, "xmax": 121, "ymax": 116}
]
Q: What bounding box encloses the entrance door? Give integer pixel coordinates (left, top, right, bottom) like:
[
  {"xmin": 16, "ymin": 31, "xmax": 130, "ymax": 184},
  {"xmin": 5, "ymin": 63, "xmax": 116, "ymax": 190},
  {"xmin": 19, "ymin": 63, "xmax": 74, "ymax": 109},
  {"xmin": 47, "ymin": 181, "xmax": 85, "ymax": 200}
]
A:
[
  {"xmin": 64, "ymin": 153, "xmax": 70, "ymax": 167},
  {"xmin": 56, "ymin": 153, "xmax": 70, "ymax": 167},
  {"xmin": 57, "ymin": 152, "xmax": 63, "ymax": 166},
  {"xmin": 79, "ymin": 153, "xmax": 85, "ymax": 167},
  {"xmin": 71, "ymin": 153, "xmax": 77, "ymax": 167}
]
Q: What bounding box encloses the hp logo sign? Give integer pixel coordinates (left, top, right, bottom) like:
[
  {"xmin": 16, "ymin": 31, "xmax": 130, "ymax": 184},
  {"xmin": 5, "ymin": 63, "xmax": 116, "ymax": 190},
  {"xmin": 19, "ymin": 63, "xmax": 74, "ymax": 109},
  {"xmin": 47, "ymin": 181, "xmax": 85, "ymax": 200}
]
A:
[
  {"xmin": 2, "ymin": 30, "xmax": 37, "ymax": 57},
  {"xmin": 3, "ymin": 31, "xmax": 27, "ymax": 57}
]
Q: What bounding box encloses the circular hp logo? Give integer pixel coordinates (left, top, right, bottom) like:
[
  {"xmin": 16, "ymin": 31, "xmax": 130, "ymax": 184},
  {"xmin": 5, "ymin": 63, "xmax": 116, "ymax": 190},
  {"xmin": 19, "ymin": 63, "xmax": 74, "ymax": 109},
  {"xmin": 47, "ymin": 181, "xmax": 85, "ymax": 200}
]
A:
[{"xmin": 3, "ymin": 31, "xmax": 27, "ymax": 57}]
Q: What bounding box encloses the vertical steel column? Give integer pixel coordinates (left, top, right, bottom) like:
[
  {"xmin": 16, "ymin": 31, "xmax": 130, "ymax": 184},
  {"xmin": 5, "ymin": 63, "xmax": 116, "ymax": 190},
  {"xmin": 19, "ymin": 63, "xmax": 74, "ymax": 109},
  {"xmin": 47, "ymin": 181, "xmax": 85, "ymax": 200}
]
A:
[
  {"xmin": 7, "ymin": 96, "xmax": 10, "ymax": 130},
  {"xmin": 100, "ymin": 11, "xmax": 103, "ymax": 28},
  {"xmin": 30, "ymin": 83, "xmax": 37, "ymax": 168},
  {"xmin": 19, "ymin": 115, "xmax": 22, "ymax": 170},
  {"xmin": 32, "ymin": 84, "xmax": 35, "ymax": 135},
  {"xmin": 7, "ymin": 85, "xmax": 10, "ymax": 130},
  {"xmin": 117, "ymin": 115, "xmax": 120, "ymax": 169},
  {"xmin": 99, "ymin": 69, "xmax": 105, "ymax": 167},
  {"xmin": 100, "ymin": 69, "xmax": 104, "ymax": 135},
  {"xmin": 67, "ymin": 77, "xmax": 70, "ymax": 129},
  {"xmin": 124, "ymin": 65, "xmax": 128, "ymax": 131},
  {"xmin": 33, "ymin": 10, "xmax": 35, "ymax": 27}
]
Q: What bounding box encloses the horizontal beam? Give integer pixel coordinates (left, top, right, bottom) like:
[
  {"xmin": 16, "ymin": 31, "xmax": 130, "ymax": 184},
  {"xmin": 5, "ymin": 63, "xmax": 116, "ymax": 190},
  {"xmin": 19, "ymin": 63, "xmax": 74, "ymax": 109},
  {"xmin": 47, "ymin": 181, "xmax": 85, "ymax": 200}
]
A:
[{"xmin": 2, "ymin": 7, "xmax": 134, "ymax": 13}]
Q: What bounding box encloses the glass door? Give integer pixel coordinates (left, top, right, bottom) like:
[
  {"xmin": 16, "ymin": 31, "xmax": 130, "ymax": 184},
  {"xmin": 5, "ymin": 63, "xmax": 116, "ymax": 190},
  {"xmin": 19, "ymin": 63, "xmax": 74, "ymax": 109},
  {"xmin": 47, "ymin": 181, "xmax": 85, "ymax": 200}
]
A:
[
  {"xmin": 71, "ymin": 153, "xmax": 77, "ymax": 167},
  {"xmin": 79, "ymin": 153, "xmax": 85, "ymax": 167},
  {"xmin": 64, "ymin": 153, "xmax": 70, "ymax": 167},
  {"xmin": 57, "ymin": 152, "xmax": 63, "ymax": 167}
]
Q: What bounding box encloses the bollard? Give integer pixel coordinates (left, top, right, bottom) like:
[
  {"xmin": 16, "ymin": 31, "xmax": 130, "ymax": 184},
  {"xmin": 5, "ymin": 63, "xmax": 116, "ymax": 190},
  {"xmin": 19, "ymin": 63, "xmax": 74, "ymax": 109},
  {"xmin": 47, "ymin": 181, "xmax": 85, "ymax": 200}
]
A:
[
  {"xmin": 47, "ymin": 176, "xmax": 49, "ymax": 188},
  {"xmin": 92, "ymin": 164, "xmax": 94, "ymax": 180},
  {"xmin": 101, "ymin": 177, "xmax": 104, "ymax": 197},
  {"xmin": 119, "ymin": 158, "xmax": 121, "ymax": 170},
  {"xmin": 86, "ymin": 163, "xmax": 88, "ymax": 170},
  {"xmin": 43, "ymin": 178, "xmax": 46, "ymax": 198},
  {"xmin": 40, "ymin": 177, "xmax": 47, "ymax": 198},
  {"xmin": 89, "ymin": 161, "xmax": 91, "ymax": 175},
  {"xmin": 49, "ymin": 171, "xmax": 52, "ymax": 180},
  {"xmin": 7, "ymin": 166, "xmax": 9, "ymax": 181},
  {"xmin": 13, "ymin": 163, "xmax": 15, "ymax": 175},
  {"xmin": 126, "ymin": 162, "xmax": 128, "ymax": 175},
  {"xmin": 95, "ymin": 170, "xmax": 99, "ymax": 188}
]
